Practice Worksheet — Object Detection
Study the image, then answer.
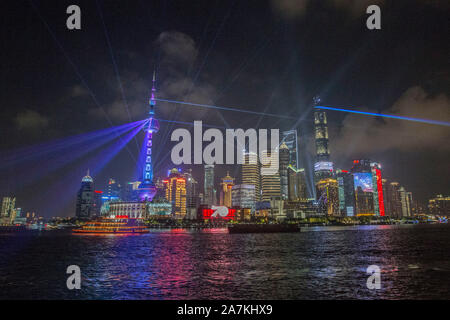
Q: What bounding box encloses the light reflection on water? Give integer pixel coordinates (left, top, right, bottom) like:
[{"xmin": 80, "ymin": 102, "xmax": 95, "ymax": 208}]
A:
[{"xmin": 0, "ymin": 224, "xmax": 450, "ymax": 299}]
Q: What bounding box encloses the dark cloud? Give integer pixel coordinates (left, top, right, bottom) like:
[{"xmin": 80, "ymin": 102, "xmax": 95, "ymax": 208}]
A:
[
  {"xmin": 271, "ymin": 0, "xmax": 384, "ymax": 19},
  {"xmin": 157, "ymin": 31, "xmax": 198, "ymax": 73},
  {"xmin": 270, "ymin": 0, "xmax": 309, "ymax": 20},
  {"xmin": 15, "ymin": 109, "xmax": 49, "ymax": 131},
  {"xmin": 89, "ymin": 31, "xmax": 216, "ymax": 123},
  {"xmin": 329, "ymin": 0, "xmax": 384, "ymax": 16},
  {"xmin": 331, "ymin": 86, "xmax": 450, "ymax": 157},
  {"xmin": 69, "ymin": 85, "xmax": 89, "ymax": 98}
]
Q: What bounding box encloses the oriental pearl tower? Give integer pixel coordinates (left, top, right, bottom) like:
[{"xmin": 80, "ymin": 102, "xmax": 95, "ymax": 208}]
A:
[{"xmin": 138, "ymin": 71, "xmax": 160, "ymax": 202}]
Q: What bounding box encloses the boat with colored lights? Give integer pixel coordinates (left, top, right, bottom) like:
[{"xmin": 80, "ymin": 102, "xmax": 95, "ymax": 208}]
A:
[{"xmin": 73, "ymin": 217, "xmax": 149, "ymax": 234}]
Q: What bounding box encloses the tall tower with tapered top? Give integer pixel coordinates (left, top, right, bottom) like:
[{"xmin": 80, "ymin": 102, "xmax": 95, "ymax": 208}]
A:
[
  {"xmin": 138, "ymin": 71, "xmax": 160, "ymax": 202},
  {"xmin": 313, "ymin": 96, "xmax": 333, "ymax": 184}
]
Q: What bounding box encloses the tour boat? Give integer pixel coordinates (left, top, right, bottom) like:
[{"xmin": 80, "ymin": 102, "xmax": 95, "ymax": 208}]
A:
[{"xmin": 73, "ymin": 216, "xmax": 149, "ymax": 234}]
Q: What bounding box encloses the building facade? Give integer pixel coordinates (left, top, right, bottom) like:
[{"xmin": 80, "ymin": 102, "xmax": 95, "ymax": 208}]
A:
[
  {"xmin": 281, "ymin": 130, "xmax": 299, "ymax": 168},
  {"xmin": 220, "ymin": 172, "xmax": 234, "ymax": 207},
  {"xmin": 314, "ymin": 109, "xmax": 333, "ymax": 183},
  {"xmin": 76, "ymin": 170, "xmax": 95, "ymax": 219},
  {"xmin": 279, "ymin": 142, "xmax": 290, "ymax": 200},
  {"xmin": 316, "ymin": 178, "xmax": 339, "ymax": 216},
  {"xmin": 231, "ymin": 184, "xmax": 256, "ymax": 209},
  {"xmin": 260, "ymin": 150, "xmax": 280, "ymax": 201},
  {"xmin": 203, "ymin": 164, "xmax": 215, "ymax": 206},
  {"xmin": 287, "ymin": 165, "xmax": 307, "ymax": 201},
  {"xmin": 336, "ymin": 170, "xmax": 355, "ymax": 216},
  {"xmin": 242, "ymin": 152, "xmax": 261, "ymax": 202},
  {"xmin": 428, "ymin": 195, "xmax": 450, "ymax": 216},
  {"xmin": 164, "ymin": 168, "xmax": 187, "ymax": 218}
]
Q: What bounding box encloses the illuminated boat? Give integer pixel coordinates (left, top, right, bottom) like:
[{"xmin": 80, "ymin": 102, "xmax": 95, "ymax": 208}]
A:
[{"xmin": 73, "ymin": 216, "xmax": 149, "ymax": 234}]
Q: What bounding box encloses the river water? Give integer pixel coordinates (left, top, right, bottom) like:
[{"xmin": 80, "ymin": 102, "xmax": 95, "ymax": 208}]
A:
[{"xmin": 1, "ymin": 224, "xmax": 450, "ymax": 299}]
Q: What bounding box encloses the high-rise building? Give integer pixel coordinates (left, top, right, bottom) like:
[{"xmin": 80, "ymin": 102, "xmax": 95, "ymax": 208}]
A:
[
  {"xmin": 281, "ymin": 130, "xmax": 299, "ymax": 168},
  {"xmin": 315, "ymin": 178, "xmax": 339, "ymax": 216},
  {"xmin": 382, "ymin": 179, "xmax": 390, "ymax": 215},
  {"xmin": 242, "ymin": 152, "xmax": 261, "ymax": 202},
  {"xmin": 1, "ymin": 197, "xmax": 15, "ymax": 217},
  {"xmin": 314, "ymin": 102, "xmax": 333, "ymax": 183},
  {"xmin": 387, "ymin": 182, "xmax": 402, "ymax": 218},
  {"xmin": 279, "ymin": 142, "xmax": 290, "ymax": 200},
  {"xmin": 203, "ymin": 164, "xmax": 215, "ymax": 206},
  {"xmin": 92, "ymin": 190, "xmax": 103, "ymax": 216},
  {"xmin": 428, "ymin": 195, "xmax": 450, "ymax": 216},
  {"xmin": 351, "ymin": 160, "xmax": 375, "ymax": 216},
  {"xmin": 370, "ymin": 162, "xmax": 385, "ymax": 216},
  {"xmin": 105, "ymin": 178, "xmax": 121, "ymax": 202},
  {"xmin": 399, "ymin": 187, "xmax": 409, "ymax": 217},
  {"xmin": 260, "ymin": 150, "xmax": 280, "ymax": 201},
  {"xmin": 138, "ymin": 71, "xmax": 160, "ymax": 202},
  {"xmin": 220, "ymin": 172, "xmax": 234, "ymax": 207},
  {"xmin": 231, "ymin": 184, "xmax": 256, "ymax": 209},
  {"xmin": 122, "ymin": 181, "xmax": 141, "ymax": 202},
  {"xmin": 406, "ymin": 192, "xmax": 413, "ymax": 216},
  {"xmin": 287, "ymin": 165, "xmax": 307, "ymax": 201},
  {"xmin": 336, "ymin": 169, "xmax": 355, "ymax": 216},
  {"xmin": 164, "ymin": 168, "xmax": 187, "ymax": 218},
  {"xmin": 76, "ymin": 170, "xmax": 94, "ymax": 219},
  {"xmin": 183, "ymin": 169, "xmax": 199, "ymax": 210}
]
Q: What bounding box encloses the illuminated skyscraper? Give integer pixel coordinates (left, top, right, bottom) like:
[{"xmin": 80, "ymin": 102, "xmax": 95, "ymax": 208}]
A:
[
  {"xmin": 183, "ymin": 169, "xmax": 199, "ymax": 209},
  {"xmin": 406, "ymin": 192, "xmax": 413, "ymax": 216},
  {"xmin": 382, "ymin": 179, "xmax": 390, "ymax": 215},
  {"xmin": 231, "ymin": 184, "xmax": 256, "ymax": 209},
  {"xmin": 370, "ymin": 162, "xmax": 385, "ymax": 216},
  {"xmin": 313, "ymin": 97, "xmax": 333, "ymax": 183},
  {"xmin": 388, "ymin": 182, "xmax": 402, "ymax": 218},
  {"xmin": 428, "ymin": 195, "xmax": 450, "ymax": 216},
  {"xmin": 279, "ymin": 142, "xmax": 290, "ymax": 200},
  {"xmin": 399, "ymin": 187, "xmax": 409, "ymax": 217},
  {"xmin": 138, "ymin": 72, "xmax": 160, "ymax": 202},
  {"xmin": 242, "ymin": 152, "xmax": 261, "ymax": 202},
  {"xmin": 203, "ymin": 164, "xmax": 215, "ymax": 206},
  {"xmin": 164, "ymin": 168, "xmax": 187, "ymax": 218},
  {"xmin": 105, "ymin": 178, "xmax": 121, "ymax": 202},
  {"xmin": 351, "ymin": 160, "xmax": 374, "ymax": 215},
  {"xmin": 260, "ymin": 150, "xmax": 280, "ymax": 201},
  {"xmin": 1, "ymin": 197, "xmax": 15, "ymax": 217},
  {"xmin": 287, "ymin": 165, "xmax": 307, "ymax": 201},
  {"xmin": 220, "ymin": 172, "xmax": 234, "ymax": 207},
  {"xmin": 76, "ymin": 170, "xmax": 94, "ymax": 219},
  {"xmin": 316, "ymin": 178, "xmax": 339, "ymax": 216},
  {"xmin": 281, "ymin": 130, "xmax": 299, "ymax": 168},
  {"xmin": 336, "ymin": 169, "xmax": 355, "ymax": 216}
]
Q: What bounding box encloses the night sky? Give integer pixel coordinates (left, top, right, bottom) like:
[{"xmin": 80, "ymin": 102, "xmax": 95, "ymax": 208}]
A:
[{"xmin": 1, "ymin": 0, "xmax": 449, "ymax": 217}]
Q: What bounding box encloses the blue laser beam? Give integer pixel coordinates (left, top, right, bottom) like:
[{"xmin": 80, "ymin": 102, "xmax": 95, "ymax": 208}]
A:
[
  {"xmin": 315, "ymin": 106, "xmax": 450, "ymax": 127},
  {"xmin": 156, "ymin": 98, "xmax": 295, "ymax": 120}
]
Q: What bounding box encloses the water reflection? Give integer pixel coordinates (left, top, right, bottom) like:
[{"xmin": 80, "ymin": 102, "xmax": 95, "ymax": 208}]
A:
[{"xmin": 0, "ymin": 224, "xmax": 450, "ymax": 299}]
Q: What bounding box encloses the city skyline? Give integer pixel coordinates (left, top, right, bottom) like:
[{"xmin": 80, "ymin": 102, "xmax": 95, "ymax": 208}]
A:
[{"xmin": 1, "ymin": 0, "xmax": 449, "ymax": 217}]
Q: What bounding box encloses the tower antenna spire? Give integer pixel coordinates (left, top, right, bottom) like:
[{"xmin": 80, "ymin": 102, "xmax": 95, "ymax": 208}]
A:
[{"xmin": 138, "ymin": 70, "xmax": 160, "ymax": 202}]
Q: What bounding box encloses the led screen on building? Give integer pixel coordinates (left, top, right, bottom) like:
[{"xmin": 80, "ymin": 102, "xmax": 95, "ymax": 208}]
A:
[
  {"xmin": 202, "ymin": 207, "xmax": 236, "ymax": 220},
  {"xmin": 353, "ymin": 173, "xmax": 374, "ymax": 193},
  {"xmin": 314, "ymin": 161, "xmax": 334, "ymax": 172}
]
